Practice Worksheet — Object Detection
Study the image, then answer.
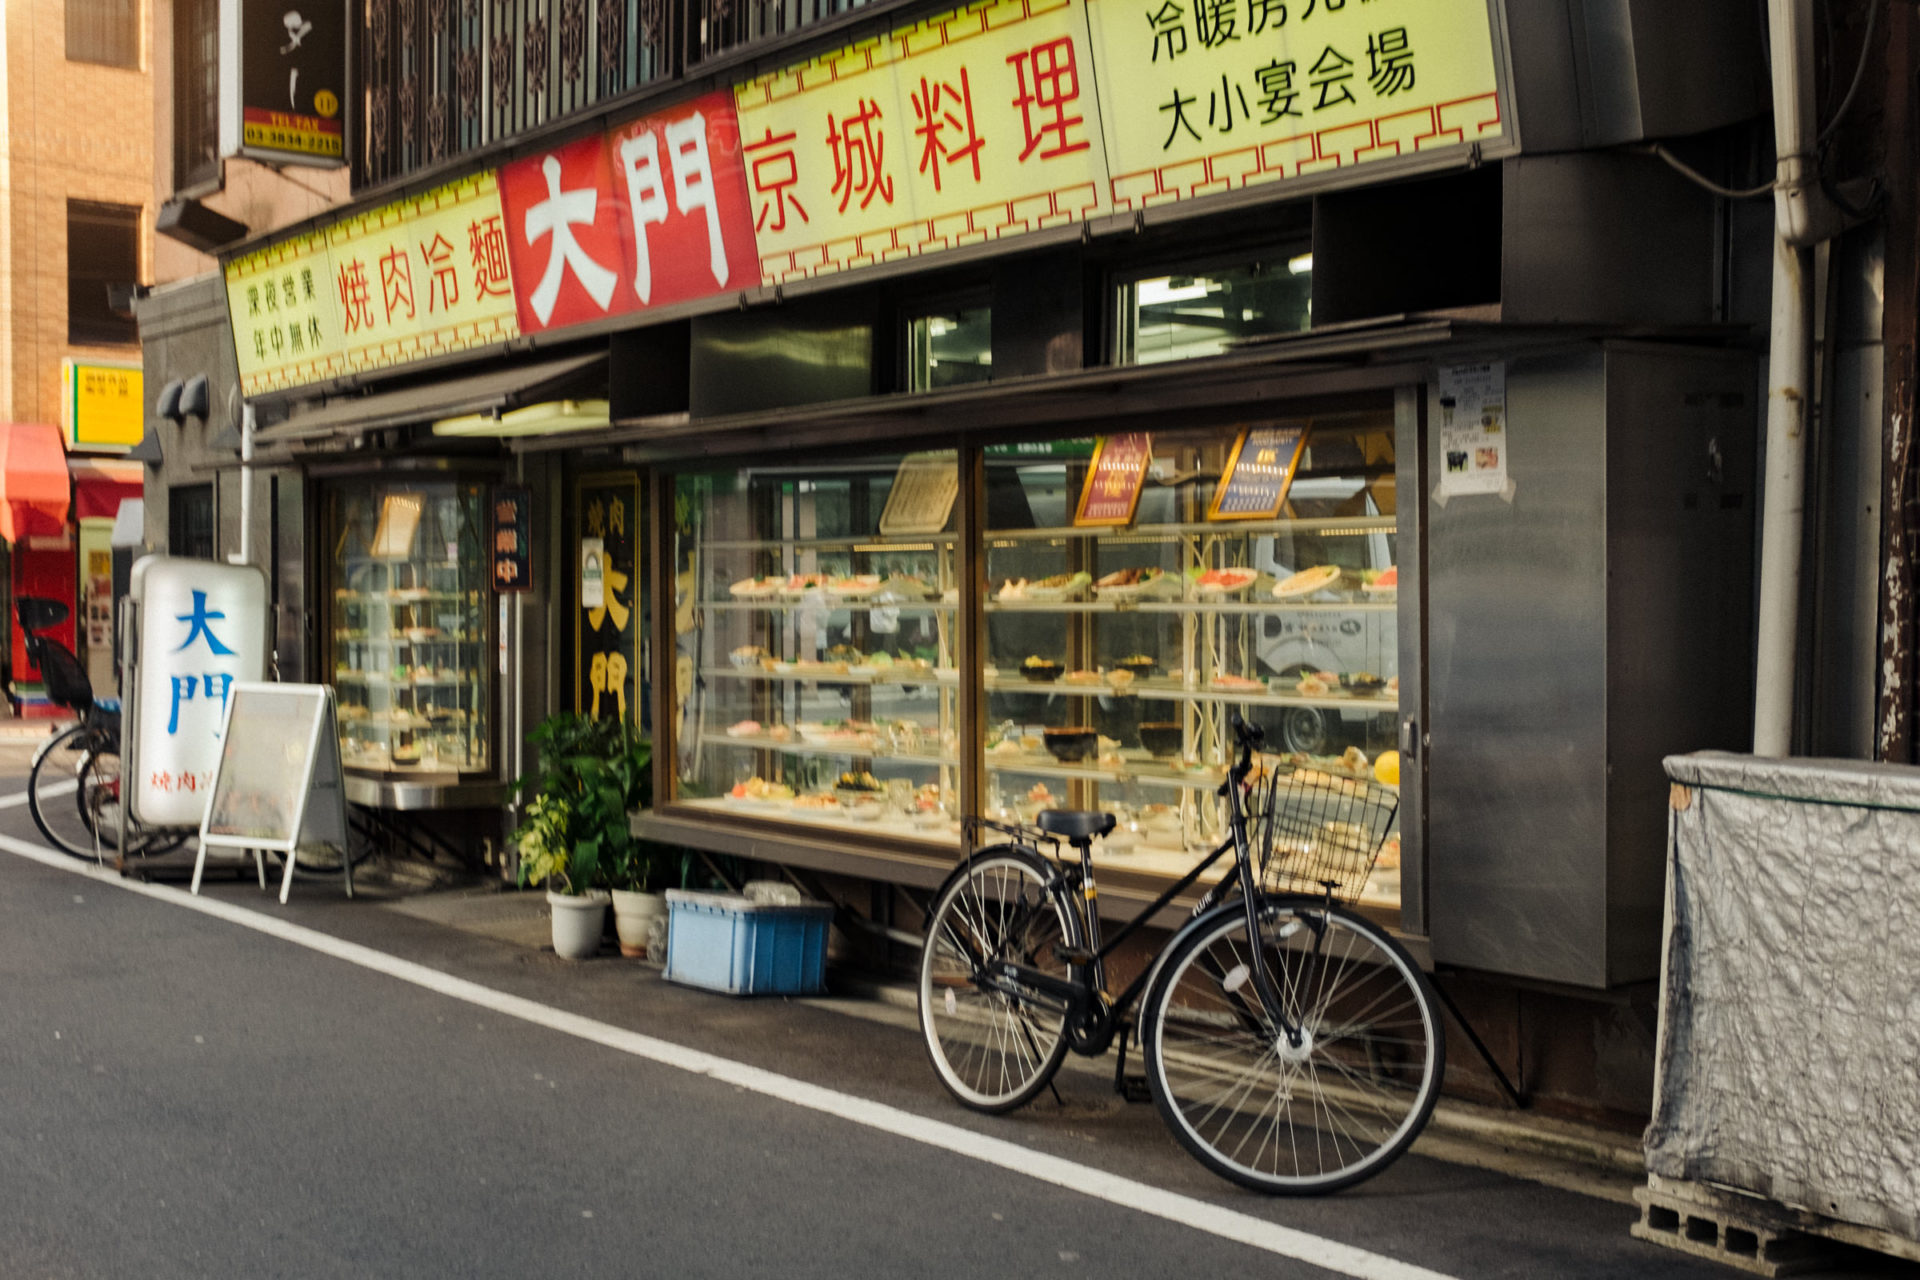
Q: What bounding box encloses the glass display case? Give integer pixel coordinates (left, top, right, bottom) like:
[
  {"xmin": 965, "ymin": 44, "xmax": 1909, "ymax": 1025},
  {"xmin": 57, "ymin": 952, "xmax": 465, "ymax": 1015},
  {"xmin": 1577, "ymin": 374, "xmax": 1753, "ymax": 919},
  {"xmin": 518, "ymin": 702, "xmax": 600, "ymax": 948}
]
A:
[
  {"xmin": 326, "ymin": 479, "xmax": 493, "ymax": 777},
  {"xmin": 981, "ymin": 416, "xmax": 1402, "ymax": 909},
  {"xmin": 663, "ymin": 419, "xmax": 1403, "ymax": 913},
  {"xmin": 670, "ymin": 456, "xmax": 962, "ymax": 841}
]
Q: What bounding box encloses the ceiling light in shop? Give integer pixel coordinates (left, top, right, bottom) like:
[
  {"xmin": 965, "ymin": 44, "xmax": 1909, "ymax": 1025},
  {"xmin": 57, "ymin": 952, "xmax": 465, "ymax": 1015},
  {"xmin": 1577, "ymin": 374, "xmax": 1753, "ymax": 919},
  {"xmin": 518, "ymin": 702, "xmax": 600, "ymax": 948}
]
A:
[
  {"xmin": 1288, "ymin": 253, "xmax": 1313, "ymax": 275},
  {"xmin": 1137, "ymin": 277, "xmax": 1215, "ymax": 306}
]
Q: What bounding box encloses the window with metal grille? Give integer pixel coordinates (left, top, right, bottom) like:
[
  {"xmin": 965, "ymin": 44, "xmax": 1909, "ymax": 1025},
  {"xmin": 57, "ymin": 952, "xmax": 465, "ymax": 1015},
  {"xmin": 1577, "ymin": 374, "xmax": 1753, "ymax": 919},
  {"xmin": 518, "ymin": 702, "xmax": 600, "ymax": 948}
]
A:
[
  {"xmin": 68, "ymin": 201, "xmax": 141, "ymax": 347},
  {"xmin": 170, "ymin": 484, "xmax": 216, "ymax": 560},
  {"xmin": 173, "ymin": 0, "xmax": 220, "ymax": 189},
  {"xmin": 67, "ymin": 0, "xmax": 140, "ymax": 69}
]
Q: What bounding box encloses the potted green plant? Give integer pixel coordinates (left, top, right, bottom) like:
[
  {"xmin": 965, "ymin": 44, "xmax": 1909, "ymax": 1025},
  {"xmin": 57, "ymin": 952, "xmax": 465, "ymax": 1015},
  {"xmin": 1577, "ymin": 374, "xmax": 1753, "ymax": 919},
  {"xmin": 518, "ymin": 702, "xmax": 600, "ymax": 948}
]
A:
[{"xmin": 512, "ymin": 713, "xmax": 662, "ymax": 959}]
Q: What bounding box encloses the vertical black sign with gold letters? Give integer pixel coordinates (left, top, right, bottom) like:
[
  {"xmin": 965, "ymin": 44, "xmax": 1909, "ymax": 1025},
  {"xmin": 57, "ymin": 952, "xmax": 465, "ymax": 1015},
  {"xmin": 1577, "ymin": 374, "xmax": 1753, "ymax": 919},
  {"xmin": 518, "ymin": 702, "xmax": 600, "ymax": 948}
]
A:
[{"xmin": 575, "ymin": 473, "xmax": 642, "ymax": 724}]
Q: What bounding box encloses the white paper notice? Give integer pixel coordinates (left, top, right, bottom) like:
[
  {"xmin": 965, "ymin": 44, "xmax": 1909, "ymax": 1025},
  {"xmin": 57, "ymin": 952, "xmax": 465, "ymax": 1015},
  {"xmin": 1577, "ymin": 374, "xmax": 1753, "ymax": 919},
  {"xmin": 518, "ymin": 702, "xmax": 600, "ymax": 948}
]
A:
[{"xmin": 1436, "ymin": 362, "xmax": 1511, "ymax": 501}]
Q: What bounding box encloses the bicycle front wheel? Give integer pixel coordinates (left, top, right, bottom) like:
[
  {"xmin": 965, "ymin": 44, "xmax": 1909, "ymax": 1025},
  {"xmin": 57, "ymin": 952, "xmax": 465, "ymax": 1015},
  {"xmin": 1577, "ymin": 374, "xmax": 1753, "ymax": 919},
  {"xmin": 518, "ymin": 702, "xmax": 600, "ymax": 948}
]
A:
[
  {"xmin": 919, "ymin": 847, "xmax": 1080, "ymax": 1114},
  {"xmin": 29, "ymin": 726, "xmax": 107, "ymax": 859},
  {"xmin": 1142, "ymin": 896, "xmax": 1443, "ymax": 1195}
]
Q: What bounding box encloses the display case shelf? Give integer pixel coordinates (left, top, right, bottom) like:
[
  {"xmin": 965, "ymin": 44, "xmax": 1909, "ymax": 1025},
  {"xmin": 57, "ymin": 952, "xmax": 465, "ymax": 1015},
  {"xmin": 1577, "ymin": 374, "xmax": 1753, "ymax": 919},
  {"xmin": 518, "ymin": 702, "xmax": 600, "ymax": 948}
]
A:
[
  {"xmin": 711, "ymin": 733, "xmax": 955, "ymax": 768},
  {"xmin": 702, "ymin": 665, "xmax": 959, "ymax": 687},
  {"xmin": 985, "ymin": 515, "xmax": 1395, "ymax": 543},
  {"xmin": 990, "ymin": 598, "xmax": 1397, "ymax": 617},
  {"xmin": 983, "ymin": 676, "xmax": 1394, "ymax": 712},
  {"xmin": 704, "ymin": 598, "xmax": 957, "ymax": 613}
]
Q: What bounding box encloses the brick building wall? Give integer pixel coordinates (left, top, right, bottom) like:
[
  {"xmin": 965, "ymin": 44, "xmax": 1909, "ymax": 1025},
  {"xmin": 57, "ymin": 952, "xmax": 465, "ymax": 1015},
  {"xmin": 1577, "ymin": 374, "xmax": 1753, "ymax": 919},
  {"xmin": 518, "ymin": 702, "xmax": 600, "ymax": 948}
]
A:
[{"xmin": 0, "ymin": 0, "xmax": 154, "ymax": 427}]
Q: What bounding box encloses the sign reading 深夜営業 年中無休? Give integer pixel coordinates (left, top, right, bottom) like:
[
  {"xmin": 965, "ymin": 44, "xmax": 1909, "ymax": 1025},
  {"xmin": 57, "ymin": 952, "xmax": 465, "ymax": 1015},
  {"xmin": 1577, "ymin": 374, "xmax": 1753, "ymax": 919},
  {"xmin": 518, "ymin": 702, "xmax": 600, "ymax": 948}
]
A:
[{"xmin": 222, "ymin": 0, "xmax": 1507, "ymax": 393}]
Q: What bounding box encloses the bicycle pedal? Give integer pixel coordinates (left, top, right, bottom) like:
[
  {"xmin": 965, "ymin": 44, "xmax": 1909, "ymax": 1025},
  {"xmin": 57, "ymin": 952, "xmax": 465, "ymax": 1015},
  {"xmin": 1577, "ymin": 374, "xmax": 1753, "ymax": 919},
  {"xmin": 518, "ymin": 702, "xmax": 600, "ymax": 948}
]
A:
[
  {"xmin": 1053, "ymin": 944, "xmax": 1096, "ymax": 966},
  {"xmin": 1119, "ymin": 1075, "xmax": 1152, "ymax": 1104}
]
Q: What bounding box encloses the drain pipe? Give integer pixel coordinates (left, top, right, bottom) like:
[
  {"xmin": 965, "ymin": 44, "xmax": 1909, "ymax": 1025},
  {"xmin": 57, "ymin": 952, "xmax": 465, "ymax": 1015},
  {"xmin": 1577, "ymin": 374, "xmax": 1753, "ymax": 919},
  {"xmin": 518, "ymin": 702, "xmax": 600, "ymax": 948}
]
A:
[
  {"xmin": 230, "ymin": 401, "xmax": 255, "ymax": 567},
  {"xmin": 1753, "ymin": 0, "xmax": 1847, "ymax": 755}
]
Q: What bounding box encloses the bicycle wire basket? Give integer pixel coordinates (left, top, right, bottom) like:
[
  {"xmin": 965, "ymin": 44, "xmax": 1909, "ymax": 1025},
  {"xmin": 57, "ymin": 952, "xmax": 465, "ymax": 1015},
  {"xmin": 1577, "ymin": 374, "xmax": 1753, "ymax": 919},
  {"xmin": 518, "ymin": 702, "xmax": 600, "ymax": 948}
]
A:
[{"xmin": 1250, "ymin": 760, "xmax": 1401, "ymax": 903}]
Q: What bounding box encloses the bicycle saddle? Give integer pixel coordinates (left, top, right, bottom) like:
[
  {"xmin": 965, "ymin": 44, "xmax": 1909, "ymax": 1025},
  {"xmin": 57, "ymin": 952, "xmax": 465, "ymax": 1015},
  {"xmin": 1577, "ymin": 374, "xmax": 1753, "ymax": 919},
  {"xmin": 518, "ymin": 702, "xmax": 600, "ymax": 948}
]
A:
[{"xmin": 1036, "ymin": 809, "xmax": 1116, "ymax": 843}]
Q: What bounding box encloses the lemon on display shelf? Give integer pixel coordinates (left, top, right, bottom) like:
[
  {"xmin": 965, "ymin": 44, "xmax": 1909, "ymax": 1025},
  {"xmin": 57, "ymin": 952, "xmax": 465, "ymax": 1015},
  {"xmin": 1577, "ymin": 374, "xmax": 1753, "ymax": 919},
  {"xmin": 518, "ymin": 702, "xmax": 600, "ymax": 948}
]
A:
[{"xmin": 1373, "ymin": 750, "xmax": 1400, "ymax": 786}]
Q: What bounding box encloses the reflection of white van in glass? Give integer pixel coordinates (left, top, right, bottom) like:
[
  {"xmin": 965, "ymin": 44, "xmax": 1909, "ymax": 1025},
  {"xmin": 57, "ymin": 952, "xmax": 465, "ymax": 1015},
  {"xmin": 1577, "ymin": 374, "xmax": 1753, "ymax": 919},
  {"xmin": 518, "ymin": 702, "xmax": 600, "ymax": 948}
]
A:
[{"xmin": 1251, "ymin": 478, "xmax": 1396, "ymax": 754}]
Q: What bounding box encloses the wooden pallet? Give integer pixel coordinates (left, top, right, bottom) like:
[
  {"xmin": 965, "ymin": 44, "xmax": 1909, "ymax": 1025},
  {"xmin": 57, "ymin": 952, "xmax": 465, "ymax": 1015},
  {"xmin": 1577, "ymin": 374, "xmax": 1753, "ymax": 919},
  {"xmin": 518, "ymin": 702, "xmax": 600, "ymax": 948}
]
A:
[{"xmin": 1633, "ymin": 1174, "xmax": 1920, "ymax": 1277}]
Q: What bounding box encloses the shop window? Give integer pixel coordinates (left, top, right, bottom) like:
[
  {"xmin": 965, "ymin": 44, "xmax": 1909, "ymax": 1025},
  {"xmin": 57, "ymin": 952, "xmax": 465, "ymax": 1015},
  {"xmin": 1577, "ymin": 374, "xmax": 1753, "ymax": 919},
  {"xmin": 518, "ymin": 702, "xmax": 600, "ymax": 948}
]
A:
[
  {"xmin": 169, "ymin": 484, "xmax": 215, "ymax": 559},
  {"xmin": 327, "ymin": 480, "xmax": 493, "ymax": 775},
  {"xmin": 907, "ymin": 306, "xmax": 992, "ymax": 392},
  {"xmin": 67, "ymin": 201, "xmax": 141, "ymax": 347},
  {"xmin": 982, "ymin": 415, "xmax": 1403, "ymax": 914},
  {"xmin": 1117, "ymin": 256, "xmax": 1313, "ymax": 366},
  {"xmin": 670, "ymin": 457, "xmax": 961, "ymax": 840},
  {"xmin": 67, "ymin": 0, "xmax": 140, "ymax": 68},
  {"xmin": 173, "ymin": 0, "xmax": 220, "ymax": 190}
]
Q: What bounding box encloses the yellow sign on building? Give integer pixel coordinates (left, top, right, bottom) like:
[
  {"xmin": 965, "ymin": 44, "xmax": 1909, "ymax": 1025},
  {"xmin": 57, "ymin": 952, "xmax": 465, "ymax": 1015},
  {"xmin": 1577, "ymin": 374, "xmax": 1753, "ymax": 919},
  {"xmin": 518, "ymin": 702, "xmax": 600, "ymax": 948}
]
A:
[
  {"xmin": 1083, "ymin": 0, "xmax": 1505, "ymax": 211},
  {"xmin": 62, "ymin": 360, "xmax": 144, "ymax": 451},
  {"xmin": 225, "ymin": 171, "xmax": 522, "ymax": 396},
  {"xmin": 735, "ymin": 0, "xmax": 1115, "ymax": 288}
]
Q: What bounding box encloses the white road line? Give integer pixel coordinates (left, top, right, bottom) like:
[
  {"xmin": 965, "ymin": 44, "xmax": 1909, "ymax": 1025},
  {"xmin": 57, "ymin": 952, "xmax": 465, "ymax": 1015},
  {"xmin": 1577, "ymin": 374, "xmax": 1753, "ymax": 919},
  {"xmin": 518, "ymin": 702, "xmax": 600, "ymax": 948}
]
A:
[
  {"xmin": 0, "ymin": 781, "xmax": 75, "ymax": 810},
  {"xmin": 0, "ymin": 830, "xmax": 1457, "ymax": 1280}
]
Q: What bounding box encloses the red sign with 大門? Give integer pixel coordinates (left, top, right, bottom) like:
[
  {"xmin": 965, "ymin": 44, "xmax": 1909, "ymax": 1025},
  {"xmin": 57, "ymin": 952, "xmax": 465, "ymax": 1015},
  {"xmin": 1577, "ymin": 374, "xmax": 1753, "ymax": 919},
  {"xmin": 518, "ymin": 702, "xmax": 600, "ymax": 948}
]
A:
[{"xmin": 496, "ymin": 91, "xmax": 760, "ymax": 335}]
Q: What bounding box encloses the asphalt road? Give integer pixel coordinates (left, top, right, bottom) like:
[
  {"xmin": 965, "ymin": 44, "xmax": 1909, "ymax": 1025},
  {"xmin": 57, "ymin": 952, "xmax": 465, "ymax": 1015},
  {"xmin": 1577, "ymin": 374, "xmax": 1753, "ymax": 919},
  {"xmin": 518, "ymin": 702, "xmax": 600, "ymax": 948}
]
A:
[{"xmin": 0, "ymin": 747, "xmax": 1909, "ymax": 1280}]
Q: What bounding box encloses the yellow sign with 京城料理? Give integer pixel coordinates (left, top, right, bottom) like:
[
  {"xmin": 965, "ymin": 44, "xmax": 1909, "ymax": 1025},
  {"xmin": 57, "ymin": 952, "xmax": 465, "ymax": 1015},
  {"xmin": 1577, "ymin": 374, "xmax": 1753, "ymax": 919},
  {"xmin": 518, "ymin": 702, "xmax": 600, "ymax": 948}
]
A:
[{"xmin": 735, "ymin": 0, "xmax": 1115, "ymax": 288}]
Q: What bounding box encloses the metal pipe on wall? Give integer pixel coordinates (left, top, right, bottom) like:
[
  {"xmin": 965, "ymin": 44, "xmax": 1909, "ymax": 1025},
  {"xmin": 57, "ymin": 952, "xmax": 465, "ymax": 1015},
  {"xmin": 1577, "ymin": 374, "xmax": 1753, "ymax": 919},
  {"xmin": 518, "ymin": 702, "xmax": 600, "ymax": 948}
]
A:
[
  {"xmin": 231, "ymin": 402, "xmax": 255, "ymax": 567},
  {"xmin": 1753, "ymin": 0, "xmax": 1849, "ymax": 755}
]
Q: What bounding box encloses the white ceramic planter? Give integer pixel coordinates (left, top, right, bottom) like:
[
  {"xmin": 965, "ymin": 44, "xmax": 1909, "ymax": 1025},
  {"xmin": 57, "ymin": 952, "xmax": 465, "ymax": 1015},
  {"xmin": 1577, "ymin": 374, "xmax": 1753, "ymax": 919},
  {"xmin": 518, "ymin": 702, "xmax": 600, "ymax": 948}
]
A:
[
  {"xmin": 548, "ymin": 889, "xmax": 611, "ymax": 960},
  {"xmin": 610, "ymin": 889, "xmax": 667, "ymax": 958}
]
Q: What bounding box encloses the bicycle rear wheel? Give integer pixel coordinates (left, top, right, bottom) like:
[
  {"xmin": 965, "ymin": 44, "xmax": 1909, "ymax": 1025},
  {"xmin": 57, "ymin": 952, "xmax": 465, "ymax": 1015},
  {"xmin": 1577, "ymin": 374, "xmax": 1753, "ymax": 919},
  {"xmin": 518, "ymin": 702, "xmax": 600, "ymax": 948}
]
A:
[
  {"xmin": 1141, "ymin": 896, "xmax": 1443, "ymax": 1195},
  {"xmin": 919, "ymin": 847, "xmax": 1080, "ymax": 1114},
  {"xmin": 29, "ymin": 726, "xmax": 109, "ymax": 860},
  {"xmin": 77, "ymin": 747, "xmax": 188, "ymax": 859}
]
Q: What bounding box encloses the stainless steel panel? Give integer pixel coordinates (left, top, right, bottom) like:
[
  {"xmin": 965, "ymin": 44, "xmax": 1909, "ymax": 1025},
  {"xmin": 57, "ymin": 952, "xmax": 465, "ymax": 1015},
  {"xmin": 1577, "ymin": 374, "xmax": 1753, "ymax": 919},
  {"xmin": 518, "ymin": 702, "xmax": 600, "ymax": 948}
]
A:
[
  {"xmin": 1393, "ymin": 384, "xmax": 1427, "ymax": 938},
  {"xmin": 1427, "ymin": 349, "xmax": 1612, "ymax": 986},
  {"xmin": 1602, "ymin": 345, "xmax": 1756, "ymax": 984},
  {"xmin": 1501, "ymin": 152, "xmax": 1716, "ymax": 327}
]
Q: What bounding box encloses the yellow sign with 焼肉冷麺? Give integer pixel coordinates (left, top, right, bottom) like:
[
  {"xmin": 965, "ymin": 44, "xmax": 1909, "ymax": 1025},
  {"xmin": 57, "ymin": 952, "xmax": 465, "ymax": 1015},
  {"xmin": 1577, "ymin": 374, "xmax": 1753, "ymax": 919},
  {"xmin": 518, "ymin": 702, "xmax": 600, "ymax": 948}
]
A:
[
  {"xmin": 735, "ymin": 0, "xmax": 1114, "ymax": 288},
  {"xmin": 63, "ymin": 360, "xmax": 144, "ymax": 450},
  {"xmin": 1083, "ymin": 0, "xmax": 1504, "ymax": 211},
  {"xmin": 225, "ymin": 171, "xmax": 522, "ymax": 396}
]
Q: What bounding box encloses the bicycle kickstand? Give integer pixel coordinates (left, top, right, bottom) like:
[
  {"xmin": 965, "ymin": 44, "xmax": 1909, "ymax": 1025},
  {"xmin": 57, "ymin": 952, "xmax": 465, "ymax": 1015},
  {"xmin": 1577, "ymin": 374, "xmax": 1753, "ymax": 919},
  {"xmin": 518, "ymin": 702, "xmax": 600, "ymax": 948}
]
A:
[{"xmin": 1111, "ymin": 1021, "xmax": 1152, "ymax": 1104}]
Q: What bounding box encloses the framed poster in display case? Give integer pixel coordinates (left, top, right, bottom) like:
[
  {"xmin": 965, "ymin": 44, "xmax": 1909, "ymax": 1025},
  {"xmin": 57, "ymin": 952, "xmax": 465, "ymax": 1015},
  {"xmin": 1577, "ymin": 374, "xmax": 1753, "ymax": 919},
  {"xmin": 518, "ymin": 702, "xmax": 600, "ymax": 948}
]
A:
[
  {"xmin": 575, "ymin": 472, "xmax": 644, "ymax": 723},
  {"xmin": 1073, "ymin": 434, "xmax": 1152, "ymax": 527},
  {"xmin": 1209, "ymin": 423, "xmax": 1311, "ymax": 521}
]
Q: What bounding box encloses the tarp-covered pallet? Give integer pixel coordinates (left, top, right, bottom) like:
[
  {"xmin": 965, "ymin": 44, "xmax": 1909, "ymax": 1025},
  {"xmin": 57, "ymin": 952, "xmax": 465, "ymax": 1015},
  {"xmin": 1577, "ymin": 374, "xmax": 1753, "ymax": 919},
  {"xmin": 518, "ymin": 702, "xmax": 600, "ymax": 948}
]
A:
[{"xmin": 1643, "ymin": 753, "xmax": 1920, "ymax": 1275}]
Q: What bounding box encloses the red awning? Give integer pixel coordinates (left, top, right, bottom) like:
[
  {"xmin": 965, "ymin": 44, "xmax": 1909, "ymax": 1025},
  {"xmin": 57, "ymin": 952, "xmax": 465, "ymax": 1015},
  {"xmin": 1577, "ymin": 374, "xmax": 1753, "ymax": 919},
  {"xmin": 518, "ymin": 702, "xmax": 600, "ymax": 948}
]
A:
[
  {"xmin": 0, "ymin": 423, "xmax": 71, "ymax": 543},
  {"xmin": 70, "ymin": 457, "xmax": 144, "ymax": 521}
]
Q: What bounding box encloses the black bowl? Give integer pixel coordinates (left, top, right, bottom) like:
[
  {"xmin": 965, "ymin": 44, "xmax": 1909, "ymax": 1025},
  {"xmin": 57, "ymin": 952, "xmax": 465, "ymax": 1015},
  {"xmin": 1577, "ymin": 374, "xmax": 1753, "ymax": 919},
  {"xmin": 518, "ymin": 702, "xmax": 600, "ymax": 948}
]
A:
[
  {"xmin": 1138, "ymin": 722, "xmax": 1183, "ymax": 758},
  {"xmin": 1115, "ymin": 655, "xmax": 1157, "ymax": 679},
  {"xmin": 1022, "ymin": 660, "xmax": 1064, "ymax": 683},
  {"xmin": 1043, "ymin": 728, "xmax": 1097, "ymax": 763}
]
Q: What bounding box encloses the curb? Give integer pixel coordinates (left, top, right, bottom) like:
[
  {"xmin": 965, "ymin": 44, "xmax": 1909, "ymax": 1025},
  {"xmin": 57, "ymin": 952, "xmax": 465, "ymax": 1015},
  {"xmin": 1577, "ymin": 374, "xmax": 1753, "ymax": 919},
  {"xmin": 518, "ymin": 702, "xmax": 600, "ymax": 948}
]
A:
[{"xmin": 834, "ymin": 974, "xmax": 1646, "ymax": 1198}]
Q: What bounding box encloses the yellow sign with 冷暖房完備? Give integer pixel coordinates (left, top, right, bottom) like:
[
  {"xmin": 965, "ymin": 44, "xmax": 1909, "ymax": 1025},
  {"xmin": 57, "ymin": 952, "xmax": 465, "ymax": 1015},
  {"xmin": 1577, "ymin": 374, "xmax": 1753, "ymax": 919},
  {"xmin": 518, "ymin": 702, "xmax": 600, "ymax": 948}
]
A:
[
  {"xmin": 62, "ymin": 360, "xmax": 144, "ymax": 451},
  {"xmin": 1082, "ymin": 0, "xmax": 1506, "ymax": 211}
]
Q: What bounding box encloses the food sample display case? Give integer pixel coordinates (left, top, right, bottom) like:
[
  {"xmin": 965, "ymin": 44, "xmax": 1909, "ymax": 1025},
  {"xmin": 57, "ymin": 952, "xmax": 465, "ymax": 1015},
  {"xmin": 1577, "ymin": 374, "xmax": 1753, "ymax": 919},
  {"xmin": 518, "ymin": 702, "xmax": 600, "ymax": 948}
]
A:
[
  {"xmin": 659, "ymin": 413, "xmax": 1410, "ymax": 920},
  {"xmin": 325, "ymin": 479, "xmax": 495, "ymax": 780}
]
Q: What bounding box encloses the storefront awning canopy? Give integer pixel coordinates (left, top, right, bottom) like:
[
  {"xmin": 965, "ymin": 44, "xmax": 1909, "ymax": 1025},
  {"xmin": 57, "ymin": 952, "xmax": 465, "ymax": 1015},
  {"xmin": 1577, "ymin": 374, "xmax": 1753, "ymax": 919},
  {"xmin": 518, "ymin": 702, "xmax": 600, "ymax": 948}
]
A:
[
  {"xmin": 0, "ymin": 422, "xmax": 72, "ymax": 543},
  {"xmin": 69, "ymin": 457, "xmax": 145, "ymax": 521},
  {"xmin": 256, "ymin": 352, "xmax": 605, "ymax": 448}
]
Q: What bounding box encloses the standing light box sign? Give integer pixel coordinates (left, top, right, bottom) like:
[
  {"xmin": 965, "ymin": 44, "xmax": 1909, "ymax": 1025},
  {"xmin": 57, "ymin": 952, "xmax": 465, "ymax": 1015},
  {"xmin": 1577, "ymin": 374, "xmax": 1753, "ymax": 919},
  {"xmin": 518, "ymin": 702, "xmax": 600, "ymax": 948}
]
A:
[{"xmin": 129, "ymin": 558, "xmax": 269, "ymax": 828}]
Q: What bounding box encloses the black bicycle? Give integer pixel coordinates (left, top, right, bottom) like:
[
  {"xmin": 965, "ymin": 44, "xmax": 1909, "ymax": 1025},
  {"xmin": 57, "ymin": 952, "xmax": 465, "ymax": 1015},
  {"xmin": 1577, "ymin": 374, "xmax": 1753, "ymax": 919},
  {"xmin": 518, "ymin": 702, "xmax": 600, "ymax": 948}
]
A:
[
  {"xmin": 18, "ymin": 597, "xmax": 183, "ymax": 862},
  {"xmin": 919, "ymin": 714, "xmax": 1443, "ymax": 1194}
]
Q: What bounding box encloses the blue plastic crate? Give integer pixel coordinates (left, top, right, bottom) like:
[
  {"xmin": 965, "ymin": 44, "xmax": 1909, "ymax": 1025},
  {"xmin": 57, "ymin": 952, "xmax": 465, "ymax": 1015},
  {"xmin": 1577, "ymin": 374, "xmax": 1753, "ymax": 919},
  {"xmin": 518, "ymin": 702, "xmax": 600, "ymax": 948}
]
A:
[{"xmin": 663, "ymin": 890, "xmax": 832, "ymax": 996}]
